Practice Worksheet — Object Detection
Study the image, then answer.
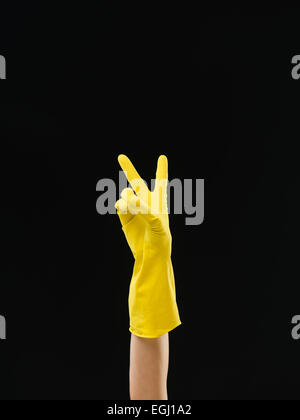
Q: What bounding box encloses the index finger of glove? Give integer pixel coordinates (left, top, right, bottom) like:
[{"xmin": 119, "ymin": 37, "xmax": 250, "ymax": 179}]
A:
[{"xmin": 118, "ymin": 155, "xmax": 149, "ymax": 198}]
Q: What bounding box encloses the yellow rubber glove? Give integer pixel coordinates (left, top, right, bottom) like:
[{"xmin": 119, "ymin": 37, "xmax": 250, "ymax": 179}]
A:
[{"xmin": 115, "ymin": 155, "xmax": 181, "ymax": 338}]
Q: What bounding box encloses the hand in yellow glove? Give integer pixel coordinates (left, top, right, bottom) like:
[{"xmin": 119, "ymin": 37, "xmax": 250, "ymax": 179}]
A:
[{"xmin": 115, "ymin": 155, "xmax": 181, "ymax": 338}]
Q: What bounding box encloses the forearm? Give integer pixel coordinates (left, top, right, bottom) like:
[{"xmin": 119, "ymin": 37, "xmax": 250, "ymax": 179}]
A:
[
  {"xmin": 130, "ymin": 333, "xmax": 169, "ymax": 400},
  {"xmin": 115, "ymin": 155, "xmax": 180, "ymax": 400}
]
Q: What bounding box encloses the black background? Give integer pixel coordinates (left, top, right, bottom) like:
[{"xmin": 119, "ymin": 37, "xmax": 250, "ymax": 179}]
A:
[{"xmin": 0, "ymin": 5, "xmax": 300, "ymax": 400}]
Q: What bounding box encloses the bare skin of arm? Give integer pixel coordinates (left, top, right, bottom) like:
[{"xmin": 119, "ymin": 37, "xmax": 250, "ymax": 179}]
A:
[{"xmin": 130, "ymin": 333, "xmax": 169, "ymax": 400}]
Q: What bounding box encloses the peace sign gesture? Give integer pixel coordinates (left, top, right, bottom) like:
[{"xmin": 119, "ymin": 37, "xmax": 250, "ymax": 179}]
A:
[
  {"xmin": 115, "ymin": 155, "xmax": 181, "ymax": 339},
  {"xmin": 116, "ymin": 154, "xmax": 170, "ymax": 231}
]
